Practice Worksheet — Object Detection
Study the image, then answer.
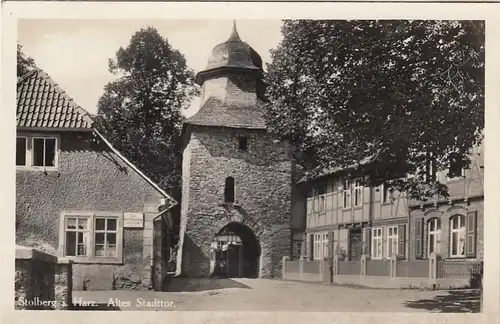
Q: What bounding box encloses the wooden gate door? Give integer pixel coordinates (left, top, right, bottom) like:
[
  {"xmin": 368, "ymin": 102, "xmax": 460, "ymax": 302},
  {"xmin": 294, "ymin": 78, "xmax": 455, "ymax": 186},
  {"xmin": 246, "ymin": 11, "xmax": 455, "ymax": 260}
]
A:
[{"xmin": 226, "ymin": 245, "xmax": 242, "ymax": 277}]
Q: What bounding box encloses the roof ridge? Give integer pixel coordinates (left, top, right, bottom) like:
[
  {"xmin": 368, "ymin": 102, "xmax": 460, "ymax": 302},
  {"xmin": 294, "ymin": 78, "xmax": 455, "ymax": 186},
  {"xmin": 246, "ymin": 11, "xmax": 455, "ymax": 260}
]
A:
[
  {"xmin": 17, "ymin": 69, "xmax": 38, "ymax": 85},
  {"xmin": 36, "ymin": 69, "xmax": 95, "ymax": 126}
]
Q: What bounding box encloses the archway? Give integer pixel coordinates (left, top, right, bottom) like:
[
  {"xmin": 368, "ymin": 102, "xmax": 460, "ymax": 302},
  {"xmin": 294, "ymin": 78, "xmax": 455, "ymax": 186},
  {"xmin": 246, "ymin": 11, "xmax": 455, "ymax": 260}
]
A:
[{"xmin": 210, "ymin": 222, "xmax": 260, "ymax": 278}]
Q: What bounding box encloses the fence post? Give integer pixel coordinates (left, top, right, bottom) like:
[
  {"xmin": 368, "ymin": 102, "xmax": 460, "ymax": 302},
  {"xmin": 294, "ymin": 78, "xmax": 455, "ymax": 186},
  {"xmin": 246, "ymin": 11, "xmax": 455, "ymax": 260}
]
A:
[
  {"xmin": 319, "ymin": 258, "xmax": 324, "ymax": 281},
  {"xmin": 282, "ymin": 256, "xmax": 289, "ymax": 280},
  {"xmin": 428, "ymin": 252, "xmax": 441, "ymax": 287},
  {"xmin": 327, "ymin": 255, "xmax": 333, "ymax": 283},
  {"xmin": 361, "ymin": 254, "xmax": 368, "ymax": 276},
  {"xmin": 390, "ymin": 254, "xmax": 397, "ymax": 278},
  {"xmin": 299, "ymin": 256, "xmax": 304, "ymax": 279},
  {"xmin": 333, "ymin": 254, "xmax": 339, "ymax": 278}
]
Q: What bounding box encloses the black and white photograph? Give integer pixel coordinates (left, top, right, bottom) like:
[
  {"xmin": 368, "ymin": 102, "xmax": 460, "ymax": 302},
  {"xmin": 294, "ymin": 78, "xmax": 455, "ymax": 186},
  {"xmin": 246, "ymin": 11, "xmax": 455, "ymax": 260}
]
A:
[{"xmin": 3, "ymin": 3, "xmax": 497, "ymax": 317}]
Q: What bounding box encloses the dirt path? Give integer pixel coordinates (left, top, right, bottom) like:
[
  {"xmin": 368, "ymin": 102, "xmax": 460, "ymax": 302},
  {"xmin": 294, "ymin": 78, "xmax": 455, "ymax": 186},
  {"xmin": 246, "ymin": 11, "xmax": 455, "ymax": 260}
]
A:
[{"xmin": 72, "ymin": 278, "xmax": 481, "ymax": 312}]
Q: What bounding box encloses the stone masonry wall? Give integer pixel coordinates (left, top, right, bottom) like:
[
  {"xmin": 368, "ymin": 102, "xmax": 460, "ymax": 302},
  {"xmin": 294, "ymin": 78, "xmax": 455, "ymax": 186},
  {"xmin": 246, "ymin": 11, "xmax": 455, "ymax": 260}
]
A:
[
  {"xmin": 16, "ymin": 131, "xmax": 165, "ymax": 291},
  {"xmin": 15, "ymin": 246, "xmax": 73, "ymax": 310},
  {"xmin": 179, "ymin": 127, "xmax": 293, "ymax": 278}
]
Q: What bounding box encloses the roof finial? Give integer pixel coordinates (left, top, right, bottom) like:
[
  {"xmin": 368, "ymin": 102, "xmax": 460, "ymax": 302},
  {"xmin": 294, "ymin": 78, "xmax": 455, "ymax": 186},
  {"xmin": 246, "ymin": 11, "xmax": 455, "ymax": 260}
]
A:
[{"xmin": 227, "ymin": 20, "xmax": 241, "ymax": 42}]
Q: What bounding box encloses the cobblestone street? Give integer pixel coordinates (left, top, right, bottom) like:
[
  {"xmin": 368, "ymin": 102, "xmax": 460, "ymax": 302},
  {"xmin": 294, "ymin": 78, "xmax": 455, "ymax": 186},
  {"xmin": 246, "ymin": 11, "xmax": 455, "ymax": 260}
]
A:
[{"xmin": 73, "ymin": 279, "xmax": 481, "ymax": 313}]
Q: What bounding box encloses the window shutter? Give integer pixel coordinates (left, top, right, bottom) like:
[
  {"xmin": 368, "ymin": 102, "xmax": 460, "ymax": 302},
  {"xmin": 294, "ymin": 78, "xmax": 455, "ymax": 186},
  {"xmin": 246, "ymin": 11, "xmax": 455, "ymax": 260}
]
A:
[
  {"xmin": 466, "ymin": 211, "xmax": 477, "ymax": 258},
  {"xmin": 415, "ymin": 218, "xmax": 424, "ymax": 259},
  {"xmin": 398, "ymin": 224, "xmax": 406, "ymax": 259},
  {"xmin": 328, "ymin": 232, "xmax": 334, "ymax": 259},
  {"xmin": 308, "ymin": 234, "xmax": 314, "ymax": 261},
  {"xmin": 363, "ymin": 227, "xmax": 371, "ymax": 255}
]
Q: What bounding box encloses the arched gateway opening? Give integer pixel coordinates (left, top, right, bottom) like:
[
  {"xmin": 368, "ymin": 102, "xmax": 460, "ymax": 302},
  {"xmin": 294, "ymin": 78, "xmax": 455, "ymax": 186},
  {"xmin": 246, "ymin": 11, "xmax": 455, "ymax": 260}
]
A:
[{"xmin": 210, "ymin": 222, "xmax": 260, "ymax": 278}]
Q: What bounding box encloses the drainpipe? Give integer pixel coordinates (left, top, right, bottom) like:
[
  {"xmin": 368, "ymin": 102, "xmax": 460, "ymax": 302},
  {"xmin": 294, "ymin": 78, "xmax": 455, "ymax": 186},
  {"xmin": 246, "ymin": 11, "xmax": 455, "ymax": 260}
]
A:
[
  {"xmin": 149, "ymin": 198, "xmax": 178, "ymax": 292},
  {"xmin": 150, "ymin": 198, "xmax": 178, "ymax": 267}
]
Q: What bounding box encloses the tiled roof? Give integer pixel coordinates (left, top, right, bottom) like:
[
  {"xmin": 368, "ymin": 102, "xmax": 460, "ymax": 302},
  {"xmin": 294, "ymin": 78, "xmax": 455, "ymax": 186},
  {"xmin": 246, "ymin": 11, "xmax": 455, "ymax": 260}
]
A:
[
  {"xmin": 298, "ymin": 154, "xmax": 379, "ymax": 183},
  {"xmin": 184, "ymin": 97, "xmax": 267, "ymax": 130},
  {"xmin": 17, "ymin": 69, "xmax": 93, "ymax": 129}
]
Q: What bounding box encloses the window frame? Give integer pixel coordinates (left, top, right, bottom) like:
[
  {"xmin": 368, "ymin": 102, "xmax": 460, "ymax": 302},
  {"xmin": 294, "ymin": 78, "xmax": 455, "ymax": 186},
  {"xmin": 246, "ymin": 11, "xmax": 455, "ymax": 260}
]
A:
[
  {"xmin": 342, "ymin": 180, "xmax": 352, "ymax": 209},
  {"xmin": 16, "ymin": 133, "xmax": 60, "ymax": 171},
  {"xmin": 386, "ymin": 226, "xmax": 398, "ymax": 259},
  {"xmin": 313, "ymin": 233, "xmax": 322, "ymax": 260},
  {"xmin": 353, "ymin": 178, "xmax": 363, "ymax": 207},
  {"xmin": 58, "ymin": 211, "xmax": 124, "ymax": 264},
  {"xmin": 427, "ymin": 218, "xmax": 442, "ymax": 257},
  {"xmin": 322, "ymin": 232, "xmax": 329, "ymax": 259},
  {"xmin": 224, "ymin": 177, "xmax": 235, "ymax": 203},
  {"xmin": 381, "ymin": 184, "xmax": 391, "ymax": 204},
  {"xmin": 446, "ymin": 152, "xmax": 466, "ymax": 181},
  {"xmin": 371, "ymin": 227, "xmax": 383, "ymax": 260},
  {"xmin": 16, "ymin": 136, "xmax": 28, "ymax": 167},
  {"xmin": 449, "ymin": 215, "xmax": 466, "ymax": 258},
  {"xmin": 238, "ymin": 136, "xmax": 248, "ymax": 152}
]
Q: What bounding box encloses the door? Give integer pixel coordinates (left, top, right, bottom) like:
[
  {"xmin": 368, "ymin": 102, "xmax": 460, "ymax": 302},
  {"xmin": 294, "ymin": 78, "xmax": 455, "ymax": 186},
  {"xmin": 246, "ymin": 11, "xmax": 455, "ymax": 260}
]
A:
[
  {"xmin": 349, "ymin": 229, "xmax": 362, "ymax": 261},
  {"xmin": 226, "ymin": 245, "xmax": 242, "ymax": 277}
]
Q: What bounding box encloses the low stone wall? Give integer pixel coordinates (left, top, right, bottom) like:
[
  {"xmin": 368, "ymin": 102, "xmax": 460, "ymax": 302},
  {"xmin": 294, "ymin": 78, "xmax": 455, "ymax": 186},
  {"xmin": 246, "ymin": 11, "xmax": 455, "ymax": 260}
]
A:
[
  {"xmin": 282, "ymin": 253, "xmax": 482, "ymax": 290},
  {"xmin": 15, "ymin": 246, "xmax": 73, "ymax": 310}
]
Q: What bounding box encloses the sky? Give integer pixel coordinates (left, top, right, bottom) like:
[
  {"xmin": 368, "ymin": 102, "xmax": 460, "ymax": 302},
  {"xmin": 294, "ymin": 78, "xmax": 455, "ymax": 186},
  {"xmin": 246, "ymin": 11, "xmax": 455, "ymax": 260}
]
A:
[{"xmin": 18, "ymin": 19, "xmax": 283, "ymax": 118}]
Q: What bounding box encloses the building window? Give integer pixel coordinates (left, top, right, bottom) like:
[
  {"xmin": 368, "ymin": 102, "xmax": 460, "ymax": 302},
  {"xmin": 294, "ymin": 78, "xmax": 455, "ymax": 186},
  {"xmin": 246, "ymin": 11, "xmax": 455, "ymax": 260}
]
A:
[
  {"xmin": 386, "ymin": 226, "xmax": 398, "ymax": 258},
  {"xmin": 427, "ymin": 218, "xmax": 441, "ymax": 257},
  {"xmin": 59, "ymin": 212, "xmax": 123, "ymax": 264},
  {"xmin": 65, "ymin": 216, "xmax": 89, "ymax": 257},
  {"xmin": 313, "ymin": 184, "xmax": 326, "ymax": 213},
  {"xmin": 450, "ymin": 215, "xmax": 466, "ymax": 258},
  {"xmin": 16, "ymin": 134, "xmax": 59, "ymax": 169},
  {"xmin": 353, "ymin": 178, "xmax": 363, "ymax": 207},
  {"xmin": 381, "ymin": 184, "xmax": 391, "ymax": 204},
  {"xmin": 16, "ymin": 137, "xmax": 27, "ymax": 166},
  {"xmin": 313, "ymin": 233, "xmax": 321, "ymax": 260},
  {"xmin": 33, "ymin": 137, "xmax": 57, "ymax": 167},
  {"xmin": 342, "ymin": 180, "xmax": 351, "ymax": 209},
  {"xmin": 447, "ymin": 153, "xmax": 465, "ymax": 180},
  {"xmin": 371, "ymin": 228, "xmax": 383, "ymax": 259},
  {"xmin": 94, "ymin": 218, "xmax": 118, "ymax": 257},
  {"xmin": 238, "ymin": 137, "xmax": 248, "ymax": 152},
  {"xmin": 322, "ymin": 233, "xmax": 329, "ymax": 259},
  {"xmin": 224, "ymin": 177, "xmax": 235, "ymax": 203}
]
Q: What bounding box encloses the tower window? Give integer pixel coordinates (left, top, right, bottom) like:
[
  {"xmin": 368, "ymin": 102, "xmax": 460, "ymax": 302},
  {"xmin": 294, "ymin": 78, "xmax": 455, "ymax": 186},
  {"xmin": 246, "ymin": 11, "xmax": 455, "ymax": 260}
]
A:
[
  {"xmin": 224, "ymin": 177, "xmax": 235, "ymax": 203},
  {"xmin": 238, "ymin": 137, "xmax": 248, "ymax": 152}
]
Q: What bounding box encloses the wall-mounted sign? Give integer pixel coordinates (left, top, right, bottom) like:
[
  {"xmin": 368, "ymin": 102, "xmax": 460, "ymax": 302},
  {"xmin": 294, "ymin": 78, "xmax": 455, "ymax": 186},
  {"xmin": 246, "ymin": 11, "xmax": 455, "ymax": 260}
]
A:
[{"xmin": 124, "ymin": 212, "xmax": 144, "ymax": 228}]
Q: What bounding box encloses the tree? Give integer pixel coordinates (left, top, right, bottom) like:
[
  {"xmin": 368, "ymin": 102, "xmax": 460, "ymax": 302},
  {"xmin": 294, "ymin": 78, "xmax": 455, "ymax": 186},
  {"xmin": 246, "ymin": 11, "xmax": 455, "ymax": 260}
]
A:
[
  {"xmin": 17, "ymin": 44, "xmax": 36, "ymax": 77},
  {"xmin": 95, "ymin": 27, "xmax": 198, "ymax": 191},
  {"xmin": 264, "ymin": 20, "xmax": 484, "ymax": 200}
]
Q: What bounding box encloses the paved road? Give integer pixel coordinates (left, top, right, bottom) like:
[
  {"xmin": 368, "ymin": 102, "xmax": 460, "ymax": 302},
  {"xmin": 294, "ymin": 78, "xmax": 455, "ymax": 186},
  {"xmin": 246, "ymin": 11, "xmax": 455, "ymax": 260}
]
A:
[{"xmin": 73, "ymin": 278, "xmax": 481, "ymax": 313}]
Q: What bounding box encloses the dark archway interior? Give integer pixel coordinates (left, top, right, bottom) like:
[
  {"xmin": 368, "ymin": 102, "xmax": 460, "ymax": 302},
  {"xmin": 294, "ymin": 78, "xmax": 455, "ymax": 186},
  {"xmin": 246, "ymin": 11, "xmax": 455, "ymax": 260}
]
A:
[{"xmin": 214, "ymin": 222, "xmax": 260, "ymax": 278}]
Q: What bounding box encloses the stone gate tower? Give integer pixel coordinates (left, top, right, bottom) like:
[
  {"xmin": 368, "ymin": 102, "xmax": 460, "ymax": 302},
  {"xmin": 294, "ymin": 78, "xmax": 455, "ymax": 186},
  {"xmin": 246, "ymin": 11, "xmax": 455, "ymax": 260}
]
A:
[{"xmin": 177, "ymin": 23, "xmax": 293, "ymax": 278}]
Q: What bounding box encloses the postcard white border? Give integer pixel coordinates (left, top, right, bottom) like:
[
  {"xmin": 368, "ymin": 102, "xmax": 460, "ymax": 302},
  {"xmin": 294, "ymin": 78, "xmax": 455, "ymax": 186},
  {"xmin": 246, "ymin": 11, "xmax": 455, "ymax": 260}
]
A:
[{"xmin": 2, "ymin": 1, "xmax": 500, "ymax": 323}]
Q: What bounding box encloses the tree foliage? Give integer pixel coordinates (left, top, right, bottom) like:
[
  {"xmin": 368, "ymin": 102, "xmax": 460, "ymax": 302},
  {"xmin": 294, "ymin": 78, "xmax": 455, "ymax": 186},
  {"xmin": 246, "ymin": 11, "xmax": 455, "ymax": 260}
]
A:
[
  {"xmin": 95, "ymin": 27, "xmax": 198, "ymax": 190},
  {"xmin": 265, "ymin": 20, "xmax": 484, "ymax": 200},
  {"xmin": 17, "ymin": 44, "xmax": 36, "ymax": 77}
]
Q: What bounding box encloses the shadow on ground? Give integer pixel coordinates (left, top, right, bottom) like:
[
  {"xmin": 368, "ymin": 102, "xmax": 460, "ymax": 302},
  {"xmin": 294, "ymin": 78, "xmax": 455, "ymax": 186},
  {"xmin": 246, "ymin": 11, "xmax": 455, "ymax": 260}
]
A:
[
  {"xmin": 404, "ymin": 289, "xmax": 481, "ymax": 313},
  {"xmin": 72, "ymin": 303, "xmax": 121, "ymax": 311},
  {"xmin": 167, "ymin": 277, "xmax": 252, "ymax": 292}
]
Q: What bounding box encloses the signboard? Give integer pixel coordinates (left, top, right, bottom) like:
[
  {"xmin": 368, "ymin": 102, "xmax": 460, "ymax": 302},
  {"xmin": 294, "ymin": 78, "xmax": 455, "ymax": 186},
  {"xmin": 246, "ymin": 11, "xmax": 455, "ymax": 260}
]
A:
[{"xmin": 124, "ymin": 212, "xmax": 144, "ymax": 228}]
